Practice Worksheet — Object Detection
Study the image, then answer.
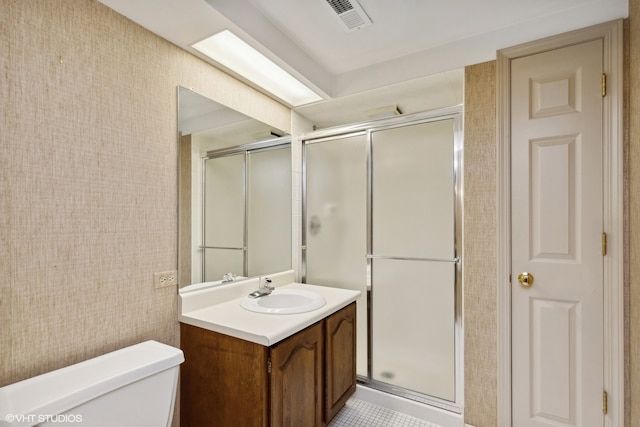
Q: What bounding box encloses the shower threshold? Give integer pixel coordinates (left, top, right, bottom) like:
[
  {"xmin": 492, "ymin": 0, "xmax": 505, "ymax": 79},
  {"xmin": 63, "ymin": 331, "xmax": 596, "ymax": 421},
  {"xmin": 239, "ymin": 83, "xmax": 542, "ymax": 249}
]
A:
[{"xmin": 353, "ymin": 384, "xmax": 463, "ymax": 427}]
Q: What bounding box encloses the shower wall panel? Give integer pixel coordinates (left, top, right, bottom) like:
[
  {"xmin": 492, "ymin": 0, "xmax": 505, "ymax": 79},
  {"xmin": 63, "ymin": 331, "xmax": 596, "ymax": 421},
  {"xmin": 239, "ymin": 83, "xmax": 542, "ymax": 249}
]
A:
[
  {"xmin": 247, "ymin": 147, "xmax": 292, "ymax": 276},
  {"xmin": 304, "ymin": 134, "xmax": 369, "ymax": 377},
  {"xmin": 204, "ymin": 154, "xmax": 245, "ymax": 248},
  {"xmin": 371, "ymin": 120, "xmax": 455, "ymax": 259},
  {"xmin": 371, "ymin": 259, "xmax": 455, "ymax": 401},
  {"xmin": 203, "ymin": 154, "xmax": 245, "ymax": 281}
]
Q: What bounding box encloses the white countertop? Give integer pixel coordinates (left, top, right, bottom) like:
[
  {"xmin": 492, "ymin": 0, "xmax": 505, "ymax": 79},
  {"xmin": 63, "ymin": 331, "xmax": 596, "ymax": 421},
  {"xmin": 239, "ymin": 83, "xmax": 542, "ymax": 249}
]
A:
[{"xmin": 179, "ymin": 271, "xmax": 361, "ymax": 346}]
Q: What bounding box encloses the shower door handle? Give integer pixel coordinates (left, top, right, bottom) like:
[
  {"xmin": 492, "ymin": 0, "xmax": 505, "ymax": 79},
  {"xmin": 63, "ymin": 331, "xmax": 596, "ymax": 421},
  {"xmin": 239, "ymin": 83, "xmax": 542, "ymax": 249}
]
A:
[{"xmin": 366, "ymin": 254, "xmax": 459, "ymax": 263}]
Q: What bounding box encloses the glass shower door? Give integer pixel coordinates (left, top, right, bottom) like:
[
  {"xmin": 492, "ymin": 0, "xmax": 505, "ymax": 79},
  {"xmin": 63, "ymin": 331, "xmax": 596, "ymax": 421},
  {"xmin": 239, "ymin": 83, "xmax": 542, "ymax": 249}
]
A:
[
  {"xmin": 203, "ymin": 153, "xmax": 245, "ymax": 281},
  {"xmin": 303, "ymin": 111, "xmax": 461, "ymax": 410},
  {"xmin": 370, "ymin": 120, "xmax": 457, "ymax": 402},
  {"xmin": 247, "ymin": 147, "xmax": 292, "ymax": 276},
  {"xmin": 304, "ymin": 134, "xmax": 368, "ymax": 377}
]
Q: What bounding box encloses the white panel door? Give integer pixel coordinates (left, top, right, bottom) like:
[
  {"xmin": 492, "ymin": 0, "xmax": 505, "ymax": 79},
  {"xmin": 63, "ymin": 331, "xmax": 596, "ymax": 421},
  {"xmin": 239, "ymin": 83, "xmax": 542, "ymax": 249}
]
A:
[{"xmin": 511, "ymin": 39, "xmax": 604, "ymax": 427}]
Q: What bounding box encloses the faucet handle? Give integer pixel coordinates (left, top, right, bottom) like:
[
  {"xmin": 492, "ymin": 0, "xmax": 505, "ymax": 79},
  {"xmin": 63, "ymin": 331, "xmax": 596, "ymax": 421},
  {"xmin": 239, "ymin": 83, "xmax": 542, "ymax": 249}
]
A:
[{"xmin": 260, "ymin": 276, "xmax": 273, "ymax": 290}]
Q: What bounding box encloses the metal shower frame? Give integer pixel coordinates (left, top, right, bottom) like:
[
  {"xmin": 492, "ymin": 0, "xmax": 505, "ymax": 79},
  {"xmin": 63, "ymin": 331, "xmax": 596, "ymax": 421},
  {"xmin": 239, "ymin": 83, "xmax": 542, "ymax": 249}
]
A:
[{"xmin": 300, "ymin": 105, "xmax": 464, "ymax": 413}]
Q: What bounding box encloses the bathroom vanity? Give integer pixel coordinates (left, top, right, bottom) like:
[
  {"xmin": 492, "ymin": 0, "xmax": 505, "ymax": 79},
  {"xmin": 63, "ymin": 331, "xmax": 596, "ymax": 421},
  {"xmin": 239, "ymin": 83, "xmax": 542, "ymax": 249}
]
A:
[{"xmin": 178, "ymin": 272, "xmax": 360, "ymax": 427}]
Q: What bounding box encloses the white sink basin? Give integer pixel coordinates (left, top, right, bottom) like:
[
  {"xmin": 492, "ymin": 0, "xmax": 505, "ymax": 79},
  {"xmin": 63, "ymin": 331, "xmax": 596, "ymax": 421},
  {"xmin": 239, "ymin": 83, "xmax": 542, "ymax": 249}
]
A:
[{"xmin": 240, "ymin": 289, "xmax": 327, "ymax": 315}]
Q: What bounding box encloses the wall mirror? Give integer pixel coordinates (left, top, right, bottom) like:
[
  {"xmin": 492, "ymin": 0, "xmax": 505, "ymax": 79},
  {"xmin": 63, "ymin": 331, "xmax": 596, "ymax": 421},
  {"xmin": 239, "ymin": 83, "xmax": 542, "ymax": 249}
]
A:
[{"xmin": 177, "ymin": 86, "xmax": 292, "ymax": 288}]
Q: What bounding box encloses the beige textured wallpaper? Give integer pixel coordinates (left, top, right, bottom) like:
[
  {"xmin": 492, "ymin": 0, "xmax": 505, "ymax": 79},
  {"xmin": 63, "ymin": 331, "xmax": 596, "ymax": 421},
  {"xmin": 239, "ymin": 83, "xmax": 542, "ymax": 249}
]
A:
[
  {"xmin": 463, "ymin": 61, "xmax": 498, "ymax": 427},
  {"xmin": 3, "ymin": 1, "xmax": 638, "ymax": 427},
  {"xmin": 629, "ymin": 0, "xmax": 639, "ymax": 425},
  {"xmin": 0, "ymin": 0, "xmax": 10, "ymax": 391},
  {"xmin": 1, "ymin": 0, "xmax": 289, "ymax": 414}
]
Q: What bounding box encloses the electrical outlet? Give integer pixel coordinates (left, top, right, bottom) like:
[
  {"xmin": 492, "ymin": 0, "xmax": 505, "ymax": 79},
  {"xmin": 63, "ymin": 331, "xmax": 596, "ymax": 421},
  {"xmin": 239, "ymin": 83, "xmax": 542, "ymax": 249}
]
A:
[{"xmin": 154, "ymin": 270, "xmax": 178, "ymax": 289}]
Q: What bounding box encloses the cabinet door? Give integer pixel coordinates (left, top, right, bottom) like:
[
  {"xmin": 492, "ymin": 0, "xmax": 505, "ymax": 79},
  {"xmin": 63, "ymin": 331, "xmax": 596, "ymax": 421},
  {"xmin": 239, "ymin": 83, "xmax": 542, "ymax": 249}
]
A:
[
  {"xmin": 180, "ymin": 324, "xmax": 269, "ymax": 427},
  {"xmin": 270, "ymin": 321, "xmax": 324, "ymax": 427},
  {"xmin": 324, "ymin": 303, "xmax": 357, "ymax": 421}
]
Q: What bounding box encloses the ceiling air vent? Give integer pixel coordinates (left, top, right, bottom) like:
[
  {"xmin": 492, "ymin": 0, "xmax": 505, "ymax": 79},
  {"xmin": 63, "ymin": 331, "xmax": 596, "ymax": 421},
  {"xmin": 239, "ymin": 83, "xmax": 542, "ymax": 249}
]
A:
[{"xmin": 324, "ymin": 0, "xmax": 372, "ymax": 32}]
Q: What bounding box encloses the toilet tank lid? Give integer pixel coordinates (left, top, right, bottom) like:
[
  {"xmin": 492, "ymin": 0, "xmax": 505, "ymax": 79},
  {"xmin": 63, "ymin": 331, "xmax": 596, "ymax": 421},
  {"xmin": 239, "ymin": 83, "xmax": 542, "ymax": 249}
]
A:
[{"xmin": 0, "ymin": 340, "xmax": 184, "ymax": 422}]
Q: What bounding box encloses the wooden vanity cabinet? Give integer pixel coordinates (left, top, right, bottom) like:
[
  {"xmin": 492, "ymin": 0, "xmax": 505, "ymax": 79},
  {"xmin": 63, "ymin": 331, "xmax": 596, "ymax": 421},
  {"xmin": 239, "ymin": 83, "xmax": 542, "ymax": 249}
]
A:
[
  {"xmin": 180, "ymin": 302, "xmax": 356, "ymax": 427},
  {"xmin": 269, "ymin": 321, "xmax": 324, "ymax": 426},
  {"xmin": 324, "ymin": 302, "xmax": 357, "ymax": 421},
  {"xmin": 180, "ymin": 321, "xmax": 270, "ymax": 427}
]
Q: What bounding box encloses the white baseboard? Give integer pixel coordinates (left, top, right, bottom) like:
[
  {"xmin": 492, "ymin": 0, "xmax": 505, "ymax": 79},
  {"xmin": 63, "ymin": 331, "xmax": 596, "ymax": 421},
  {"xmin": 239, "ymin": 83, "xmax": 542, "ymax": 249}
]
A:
[{"xmin": 354, "ymin": 385, "xmax": 464, "ymax": 427}]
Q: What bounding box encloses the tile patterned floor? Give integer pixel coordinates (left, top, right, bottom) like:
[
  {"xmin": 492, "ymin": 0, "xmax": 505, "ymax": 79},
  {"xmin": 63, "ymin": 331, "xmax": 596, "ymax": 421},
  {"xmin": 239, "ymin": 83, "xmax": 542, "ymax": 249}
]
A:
[{"xmin": 327, "ymin": 398, "xmax": 441, "ymax": 427}]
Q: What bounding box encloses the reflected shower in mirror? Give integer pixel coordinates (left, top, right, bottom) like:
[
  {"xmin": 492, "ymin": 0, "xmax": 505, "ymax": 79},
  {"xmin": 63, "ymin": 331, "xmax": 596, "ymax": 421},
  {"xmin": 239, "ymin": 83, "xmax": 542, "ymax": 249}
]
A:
[{"xmin": 178, "ymin": 86, "xmax": 291, "ymax": 288}]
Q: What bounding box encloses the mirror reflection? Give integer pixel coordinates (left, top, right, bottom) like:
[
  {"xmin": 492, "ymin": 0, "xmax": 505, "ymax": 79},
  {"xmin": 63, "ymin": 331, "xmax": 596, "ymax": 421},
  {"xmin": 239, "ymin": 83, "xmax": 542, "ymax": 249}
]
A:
[{"xmin": 178, "ymin": 87, "xmax": 291, "ymax": 288}]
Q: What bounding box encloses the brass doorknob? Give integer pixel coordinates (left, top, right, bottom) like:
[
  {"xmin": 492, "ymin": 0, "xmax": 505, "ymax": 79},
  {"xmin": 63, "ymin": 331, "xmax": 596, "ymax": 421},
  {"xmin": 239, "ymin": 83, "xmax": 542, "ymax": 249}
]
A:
[{"xmin": 517, "ymin": 272, "xmax": 534, "ymax": 287}]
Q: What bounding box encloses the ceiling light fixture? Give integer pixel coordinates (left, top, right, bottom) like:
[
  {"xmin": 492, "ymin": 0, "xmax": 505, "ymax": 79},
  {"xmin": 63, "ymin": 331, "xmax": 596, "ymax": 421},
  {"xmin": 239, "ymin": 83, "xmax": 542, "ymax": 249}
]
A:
[
  {"xmin": 365, "ymin": 105, "xmax": 402, "ymax": 120},
  {"xmin": 192, "ymin": 30, "xmax": 323, "ymax": 107}
]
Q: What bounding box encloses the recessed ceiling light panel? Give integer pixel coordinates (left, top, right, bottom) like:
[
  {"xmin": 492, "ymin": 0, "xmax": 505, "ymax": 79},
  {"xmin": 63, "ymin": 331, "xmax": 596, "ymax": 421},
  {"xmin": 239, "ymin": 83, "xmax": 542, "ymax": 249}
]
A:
[{"xmin": 192, "ymin": 30, "xmax": 323, "ymax": 107}]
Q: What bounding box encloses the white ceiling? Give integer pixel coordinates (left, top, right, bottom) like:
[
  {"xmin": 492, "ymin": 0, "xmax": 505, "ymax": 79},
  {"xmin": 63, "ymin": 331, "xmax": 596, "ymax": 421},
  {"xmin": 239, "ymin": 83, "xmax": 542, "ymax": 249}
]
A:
[{"xmin": 99, "ymin": 0, "xmax": 627, "ymax": 127}]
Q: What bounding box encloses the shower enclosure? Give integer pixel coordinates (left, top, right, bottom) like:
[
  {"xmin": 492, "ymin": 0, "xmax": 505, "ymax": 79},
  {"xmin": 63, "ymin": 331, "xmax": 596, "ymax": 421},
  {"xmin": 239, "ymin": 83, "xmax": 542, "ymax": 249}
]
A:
[
  {"xmin": 201, "ymin": 141, "xmax": 291, "ymax": 282},
  {"xmin": 302, "ymin": 107, "xmax": 462, "ymax": 412}
]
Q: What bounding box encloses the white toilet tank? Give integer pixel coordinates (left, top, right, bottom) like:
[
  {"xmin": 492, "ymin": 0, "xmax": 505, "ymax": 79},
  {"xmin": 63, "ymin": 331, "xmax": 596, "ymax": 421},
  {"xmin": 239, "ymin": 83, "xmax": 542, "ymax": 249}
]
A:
[{"xmin": 0, "ymin": 340, "xmax": 184, "ymax": 427}]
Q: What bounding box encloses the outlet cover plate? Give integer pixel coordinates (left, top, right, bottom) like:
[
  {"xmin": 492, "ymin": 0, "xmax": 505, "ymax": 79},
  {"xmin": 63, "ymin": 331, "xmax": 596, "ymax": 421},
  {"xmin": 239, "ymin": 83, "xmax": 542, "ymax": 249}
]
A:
[{"xmin": 154, "ymin": 270, "xmax": 177, "ymax": 289}]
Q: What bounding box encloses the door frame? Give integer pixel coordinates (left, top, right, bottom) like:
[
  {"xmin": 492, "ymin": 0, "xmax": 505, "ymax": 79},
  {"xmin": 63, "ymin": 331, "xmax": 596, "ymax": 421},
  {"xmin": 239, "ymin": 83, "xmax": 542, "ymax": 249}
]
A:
[{"xmin": 496, "ymin": 20, "xmax": 624, "ymax": 427}]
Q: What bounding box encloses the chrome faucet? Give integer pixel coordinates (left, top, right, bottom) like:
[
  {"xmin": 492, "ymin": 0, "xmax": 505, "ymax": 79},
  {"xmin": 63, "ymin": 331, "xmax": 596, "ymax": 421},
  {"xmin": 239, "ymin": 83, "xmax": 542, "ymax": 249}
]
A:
[
  {"xmin": 248, "ymin": 276, "xmax": 274, "ymax": 298},
  {"xmin": 221, "ymin": 272, "xmax": 236, "ymax": 283}
]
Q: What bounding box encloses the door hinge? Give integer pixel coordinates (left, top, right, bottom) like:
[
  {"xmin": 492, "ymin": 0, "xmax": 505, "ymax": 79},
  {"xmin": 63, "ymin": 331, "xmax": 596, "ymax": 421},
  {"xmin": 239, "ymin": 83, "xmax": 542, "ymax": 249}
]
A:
[
  {"xmin": 267, "ymin": 357, "xmax": 272, "ymax": 374},
  {"xmin": 602, "ymin": 232, "xmax": 607, "ymax": 256},
  {"xmin": 603, "ymin": 390, "xmax": 608, "ymax": 414},
  {"xmin": 602, "ymin": 73, "xmax": 607, "ymax": 97}
]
